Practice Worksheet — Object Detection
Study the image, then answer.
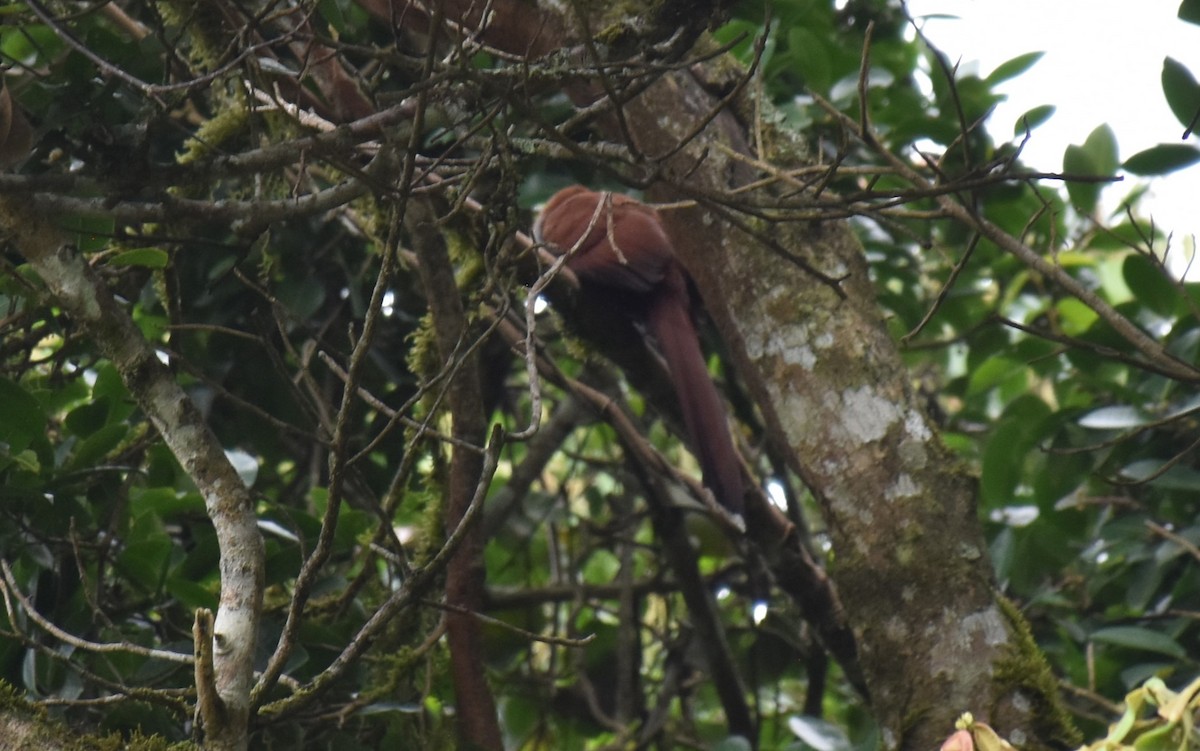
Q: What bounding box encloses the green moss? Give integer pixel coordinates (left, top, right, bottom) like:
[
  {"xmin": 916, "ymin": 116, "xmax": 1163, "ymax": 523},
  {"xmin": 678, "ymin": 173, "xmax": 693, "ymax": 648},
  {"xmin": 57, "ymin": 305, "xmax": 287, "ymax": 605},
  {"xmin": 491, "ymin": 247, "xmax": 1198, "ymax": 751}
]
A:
[
  {"xmin": 594, "ymin": 22, "xmax": 635, "ymax": 48},
  {"xmin": 399, "ymin": 309, "xmax": 449, "ymax": 567},
  {"xmin": 406, "ymin": 310, "xmax": 440, "ymax": 390},
  {"xmin": 177, "ymin": 105, "xmax": 249, "ymax": 166},
  {"xmin": 444, "ymin": 227, "xmax": 485, "ymax": 297},
  {"xmin": 0, "ymin": 680, "xmax": 196, "ymax": 750},
  {"xmin": 993, "ymin": 596, "xmax": 1082, "ymax": 748},
  {"xmin": 108, "ymin": 730, "xmax": 196, "ymax": 751},
  {"xmin": 154, "ymin": 2, "xmax": 232, "ymax": 72},
  {"xmin": 0, "ymin": 679, "xmax": 43, "ymax": 718}
]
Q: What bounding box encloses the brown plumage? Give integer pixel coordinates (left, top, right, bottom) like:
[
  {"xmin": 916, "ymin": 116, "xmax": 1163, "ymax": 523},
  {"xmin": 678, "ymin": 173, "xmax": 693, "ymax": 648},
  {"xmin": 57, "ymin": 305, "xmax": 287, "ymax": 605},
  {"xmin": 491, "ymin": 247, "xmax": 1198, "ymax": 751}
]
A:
[{"xmin": 535, "ymin": 186, "xmax": 744, "ymax": 516}]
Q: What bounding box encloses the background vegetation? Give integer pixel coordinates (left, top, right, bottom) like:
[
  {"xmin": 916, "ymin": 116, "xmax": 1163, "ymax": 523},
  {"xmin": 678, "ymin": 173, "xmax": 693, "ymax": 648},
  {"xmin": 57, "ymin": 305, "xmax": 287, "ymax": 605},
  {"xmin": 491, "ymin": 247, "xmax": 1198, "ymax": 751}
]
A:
[{"xmin": 1, "ymin": 0, "xmax": 1199, "ymax": 749}]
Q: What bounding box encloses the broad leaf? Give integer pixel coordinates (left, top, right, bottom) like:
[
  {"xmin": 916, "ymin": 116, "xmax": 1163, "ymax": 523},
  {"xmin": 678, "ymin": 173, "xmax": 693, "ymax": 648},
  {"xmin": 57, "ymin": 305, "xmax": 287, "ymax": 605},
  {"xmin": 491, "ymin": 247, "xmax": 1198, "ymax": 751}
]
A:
[
  {"xmin": 1122, "ymin": 143, "xmax": 1200, "ymax": 175},
  {"xmin": 1122, "ymin": 254, "xmax": 1179, "ymax": 317},
  {"xmin": 1090, "ymin": 626, "xmax": 1186, "ymax": 658},
  {"xmin": 1013, "ymin": 104, "xmax": 1055, "ymax": 136},
  {"xmin": 0, "ymin": 377, "xmax": 46, "ymax": 453},
  {"xmin": 987, "ymin": 51, "xmax": 1044, "ymax": 86},
  {"xmin": 1180, "ymin": 0, "xmax": 1200, "ymax": 25},
  {"xmin": 1063, "ymin": 125, "xmax": 1118, "ymax": 214},
  {"xmin": 1161, "ymin": 57, "xmax": 1200, "ymax": 131},
  {"xmin": 108, "ymin": 247, "xmax": 169, "ymax": 268}
]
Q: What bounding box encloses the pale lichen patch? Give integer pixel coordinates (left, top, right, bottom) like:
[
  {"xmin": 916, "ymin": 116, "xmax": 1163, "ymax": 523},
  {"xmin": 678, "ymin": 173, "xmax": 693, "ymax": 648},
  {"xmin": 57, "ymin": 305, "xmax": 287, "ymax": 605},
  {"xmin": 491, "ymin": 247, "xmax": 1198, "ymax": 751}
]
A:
[
  {"xmin": 790, "ymin": 344, "xmax": 817, "ymax": 369},
  {"xmin": 961, "ymin": 606, "xmax": 1010, "ymax": 647},
  {"xmin": 905, "ymin": 409, "xmax": 931, "ymax": 441},
  {"xmin": 928, "ymin": 604, "xmax": 1008, "ymax": 679},
  {"xmin": 841, "ymin": 386, "xmax": 900, "ymax": 443},
  {"xmin": 884, "ymin": 614, "xmax": 910, "ymax": 642},
  {"xmin": 886, "ymin": 473, "xmax": 919, "ymax": 501},
  {"xmin": 743, "ymin": 318, "xmax": 817, "ymax": 371}
]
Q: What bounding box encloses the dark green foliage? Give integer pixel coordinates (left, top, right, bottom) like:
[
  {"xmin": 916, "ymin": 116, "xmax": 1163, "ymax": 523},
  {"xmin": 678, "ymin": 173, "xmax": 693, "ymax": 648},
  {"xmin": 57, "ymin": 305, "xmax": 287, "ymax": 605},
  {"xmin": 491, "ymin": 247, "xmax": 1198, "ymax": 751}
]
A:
[{"xmin": 2, "ymin": 0, "xmax": 1199, "ymax": 748}]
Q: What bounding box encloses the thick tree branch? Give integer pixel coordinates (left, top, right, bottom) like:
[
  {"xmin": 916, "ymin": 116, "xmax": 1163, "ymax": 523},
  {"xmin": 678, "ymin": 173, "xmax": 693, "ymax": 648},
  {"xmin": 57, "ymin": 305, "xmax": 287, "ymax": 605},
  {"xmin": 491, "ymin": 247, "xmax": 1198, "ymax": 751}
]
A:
[
  {"xmin": 0, "ymin": 199, "xmax": 264, "ymax": 751},
  {"xmin": 410, "ymin": 195, "xmax": 503, "ymax": 750}
]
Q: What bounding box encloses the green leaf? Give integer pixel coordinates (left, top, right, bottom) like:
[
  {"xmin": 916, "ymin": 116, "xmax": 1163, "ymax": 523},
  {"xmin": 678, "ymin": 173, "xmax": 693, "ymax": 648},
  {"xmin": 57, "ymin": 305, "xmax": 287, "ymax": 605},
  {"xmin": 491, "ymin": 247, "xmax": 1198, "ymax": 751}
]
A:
[
  {"xmin": 64, "ymin": 399, "xmax": 110, "ymax": 436},
  {"xmin": 1013, "ymin": 104, "xmax": 1055, "ymax": 136},
  {"xmin": 1122, "ymin": 254, "xmax": 1179, "ymax": 317},
  {"xmin": 0, "ymin": 377, "xmax": 47, "ymax": 453},
  {"xmin": 165, "ymin": 576, "xmax": 218, "ymax": 610},
  {"xmin": 59, "ymin": 213, "xmax": 115, "ymax": 253},
  {"xmin": 787, "ymin": 27, "xmax": 835, "ymax": 95},
  {"xmin": 134, "ymin": 311, "xmax": 167, "ymax": 342},
  {"xmin": 966, "ymin": 357, "xmax": 1026, "ymax": 397},
  {"xmin": 130, "ymin": 487, "xmax": 205, "ymax": 519},
  {"xmin": 1083, "ymin": 124, "xmax": 1120, "ymax": 174},
  {"xmin": 423, "ymin": 695, "xmax": 443, "ymax": 716},
  {"xmin": 11, "ymin": 449, "xmax": 41, "ymax": 473},
  {"xmin": 1180, "ymin": 0, "xmax": 1200, "ymax": 25},
  {"xmin": 1, "ymin": 23, "xmax": 64, "ymax": 67},
  {"xmin": 1161, "ymin": 57, "xmax": 1200, "ymax": 131},
  {"xmin": 1123, "ymin": 143, "xmax": 1200, "ymax": 175},
  {"xmin": 108, "ymin": 247, "xmax": 169, "ymax": 269},
  {"xmin": 1056, "ymin": 298, "xmax": 1099, "ymax": 336},
  {"xmin": 86, "ymin": 363, "xmax": 138, "ymax": 427},
  {"xmin": 1063, "ymin": 145, "xmax": 1100, "ymax": 213},
  {"xmin": 1132, "ymin": 723, "xmax": 1178, "ymax": 751},
  {"xmin": 1062, "ymin": 124, "xmax": 1118, "ymax": 212},
  {"xmin": 987, "ymin": 51, "xmax": 1044, "ymax": 86},
  {"xmin": 67, "ymin": 422, "xmax": 128, "ymax": 470},
  {"xmin": 275, "ymin": 275, "xmax": 326, "ymax": 321},
  {"xmin": 982, "ymin": 421, "xmax": 1026, "ymax": 507},
  {"xmin": 1163, "ymin": 392, "xmax": 1200, "ymax": 420},
  {"xmin": 1119, "ymin": 460, "xmax": 1200, "ymax": 490},
  {"xmin": 1090, "ymin": 626, "xmax": 1186, "ymax": 658},
  {"xmin": 117, "ymin": 537, "xmax": 172, "ymax": 592}
]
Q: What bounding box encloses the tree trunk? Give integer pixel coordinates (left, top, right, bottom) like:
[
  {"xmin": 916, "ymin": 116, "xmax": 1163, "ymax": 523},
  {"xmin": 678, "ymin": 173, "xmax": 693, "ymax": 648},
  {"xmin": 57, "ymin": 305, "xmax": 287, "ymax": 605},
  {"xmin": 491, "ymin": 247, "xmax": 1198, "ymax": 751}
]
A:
[{"xmin": 622, "ymin": 65, "xmax": 1077, "ymax": 751}]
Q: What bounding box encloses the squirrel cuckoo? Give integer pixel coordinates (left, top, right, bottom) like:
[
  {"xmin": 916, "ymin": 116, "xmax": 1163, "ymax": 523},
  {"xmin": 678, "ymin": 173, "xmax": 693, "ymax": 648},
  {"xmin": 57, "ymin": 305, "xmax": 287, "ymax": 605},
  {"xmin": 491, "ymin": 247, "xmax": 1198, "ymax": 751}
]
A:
[{"xmin": 534, "ymin": 186, "xmax": 745, "ymax": 517}]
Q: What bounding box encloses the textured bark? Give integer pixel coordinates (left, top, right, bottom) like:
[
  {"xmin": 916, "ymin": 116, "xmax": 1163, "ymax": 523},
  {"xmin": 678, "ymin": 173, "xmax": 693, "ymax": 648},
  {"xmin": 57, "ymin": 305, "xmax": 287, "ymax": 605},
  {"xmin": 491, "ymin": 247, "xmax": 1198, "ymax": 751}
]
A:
[
  {"xmin": 619, "ymin": 68, "xmax": 1072, "ymax": 750},
  {"xmin": 410, "ymin": 199, "xmax": 502, "ymax": 750}
]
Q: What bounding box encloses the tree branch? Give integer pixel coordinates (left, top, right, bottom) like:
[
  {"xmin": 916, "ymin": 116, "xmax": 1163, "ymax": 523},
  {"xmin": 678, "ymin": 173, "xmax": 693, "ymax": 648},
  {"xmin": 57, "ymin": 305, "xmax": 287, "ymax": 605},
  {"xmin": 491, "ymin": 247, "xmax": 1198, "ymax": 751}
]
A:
[
  {"xmin": 0, "ymin": 199, "xmax": 264, "ymax": 751},
  {"xmin": 410, "ymin": 195, "xmax": 503, "ymax": 750}
]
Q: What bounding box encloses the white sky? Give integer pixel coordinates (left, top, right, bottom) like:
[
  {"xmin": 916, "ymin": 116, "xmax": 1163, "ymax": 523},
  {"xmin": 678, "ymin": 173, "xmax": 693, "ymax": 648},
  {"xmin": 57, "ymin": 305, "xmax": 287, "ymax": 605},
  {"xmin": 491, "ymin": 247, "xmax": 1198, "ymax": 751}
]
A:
[{"xmin": 904, "ymin": 0, "xmax": 1200, "ymax": 246}]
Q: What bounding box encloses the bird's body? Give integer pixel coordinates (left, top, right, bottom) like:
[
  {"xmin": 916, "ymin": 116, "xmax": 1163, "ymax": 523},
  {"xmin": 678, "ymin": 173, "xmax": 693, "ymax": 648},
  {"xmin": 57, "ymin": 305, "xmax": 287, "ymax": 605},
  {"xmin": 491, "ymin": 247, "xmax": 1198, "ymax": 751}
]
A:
[{"xmin": 535, "ymin": 186, "xmax": 744, "ymax": 516}]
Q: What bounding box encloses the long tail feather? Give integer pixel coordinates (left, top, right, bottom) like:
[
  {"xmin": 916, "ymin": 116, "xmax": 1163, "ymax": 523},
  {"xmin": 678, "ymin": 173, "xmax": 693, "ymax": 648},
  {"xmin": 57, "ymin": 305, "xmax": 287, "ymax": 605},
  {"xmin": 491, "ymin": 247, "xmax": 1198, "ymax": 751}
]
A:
[{"xmin": 647, "ymin": 288, "xmax": 744, "ymax": 515}]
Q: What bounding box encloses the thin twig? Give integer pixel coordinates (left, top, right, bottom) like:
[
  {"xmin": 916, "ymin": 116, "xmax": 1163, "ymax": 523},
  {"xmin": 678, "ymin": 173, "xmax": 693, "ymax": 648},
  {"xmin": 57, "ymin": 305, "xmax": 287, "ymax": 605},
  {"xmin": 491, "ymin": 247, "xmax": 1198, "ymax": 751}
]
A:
[
  {"xmin": 810, "ymin": 91, "xmax": 1200, "ymax": 383},
  {"xmin": 258, "ymin": 424, "xmax": 505, "ymax": 719},
  {"xmin": 0, "ymin": 561, "xmax": 193, "ymax": 664},
  {"xmin": 1146, "ymin": 520, "xmax": 1200, "ymax": 564},
  {"xmin": 422, "ymin": 598, "xmax": 596, "ymax": 648}
]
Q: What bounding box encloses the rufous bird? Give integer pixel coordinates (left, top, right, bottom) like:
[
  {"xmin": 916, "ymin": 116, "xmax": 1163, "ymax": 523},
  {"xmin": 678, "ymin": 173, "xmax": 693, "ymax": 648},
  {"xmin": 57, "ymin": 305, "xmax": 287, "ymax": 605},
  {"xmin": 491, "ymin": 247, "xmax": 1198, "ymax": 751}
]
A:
[{"xmin": 534, "ymin": 186, "xmax": 745, "ymax": 517}]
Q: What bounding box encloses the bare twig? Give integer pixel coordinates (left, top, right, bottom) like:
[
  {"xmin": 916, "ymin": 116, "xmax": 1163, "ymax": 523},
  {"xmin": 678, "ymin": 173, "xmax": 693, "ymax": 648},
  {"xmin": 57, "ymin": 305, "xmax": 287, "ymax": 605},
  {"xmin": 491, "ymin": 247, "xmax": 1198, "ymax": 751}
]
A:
[
  {"xmin": 422, "ymin": 598, "xmax": 597, "ymax": 648},
  {"xmin": 258, "ymin": 425, "xmax": 504, "ymax": 719},
  {"xmin": 0, "ymin": 560, "xmax": 192, "ymax": 665},
  {"xmin": 810, "ymin": 92, "xmax": 1200, "ymax": 383},
  {"xmin": 1146, "ymin": 520, "xmax": 1200, "ymax": 564}
]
